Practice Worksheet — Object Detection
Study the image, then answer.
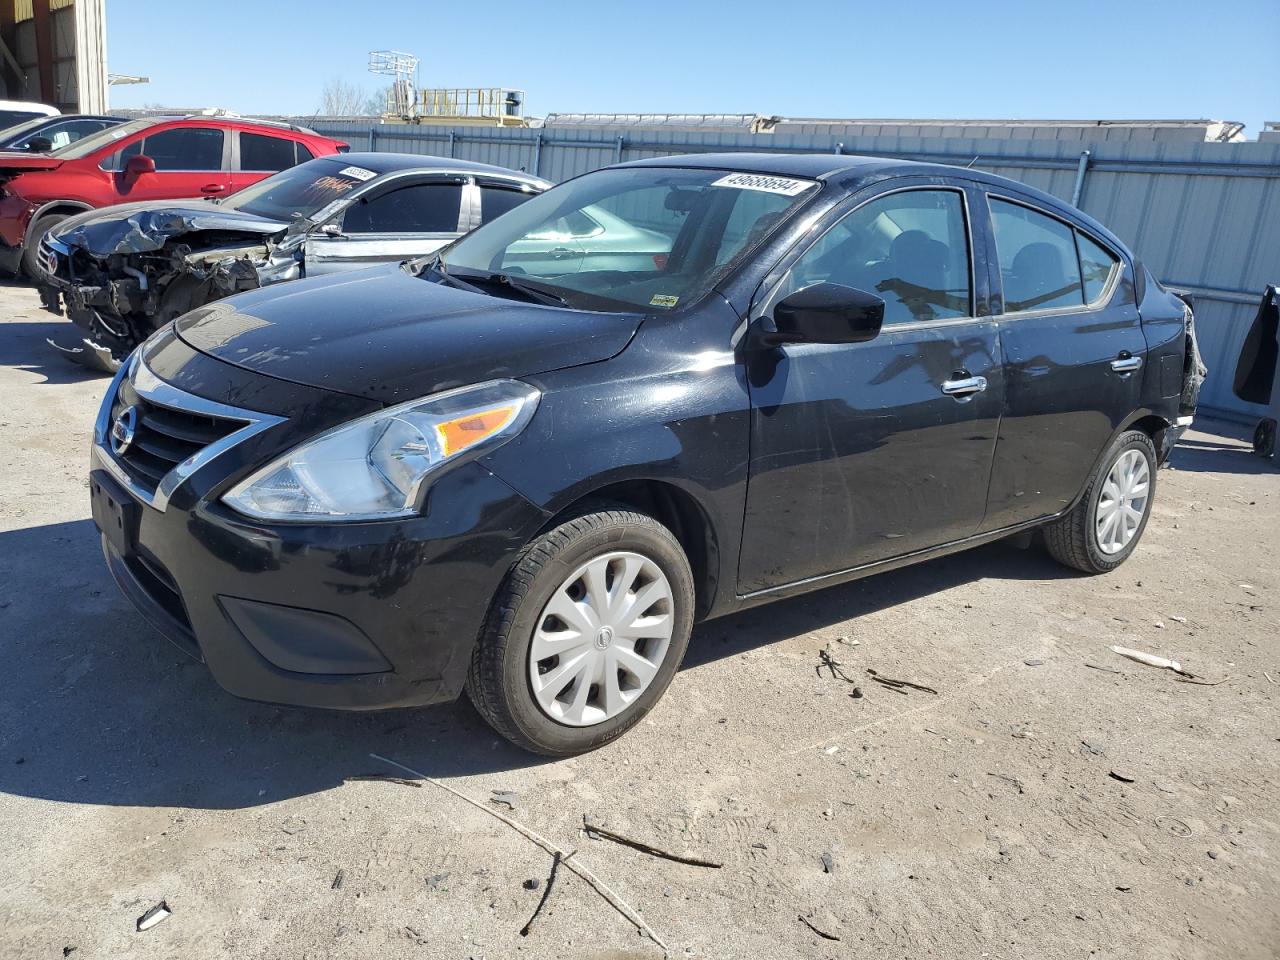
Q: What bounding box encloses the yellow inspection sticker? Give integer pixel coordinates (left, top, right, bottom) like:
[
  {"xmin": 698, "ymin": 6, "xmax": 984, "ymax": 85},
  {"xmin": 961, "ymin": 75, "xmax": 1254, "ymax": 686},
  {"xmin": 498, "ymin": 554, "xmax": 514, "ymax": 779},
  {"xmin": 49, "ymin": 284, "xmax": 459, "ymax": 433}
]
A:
[{"xmin": 650, "ymin": 294, "xmax": 680, "ymax": 308}]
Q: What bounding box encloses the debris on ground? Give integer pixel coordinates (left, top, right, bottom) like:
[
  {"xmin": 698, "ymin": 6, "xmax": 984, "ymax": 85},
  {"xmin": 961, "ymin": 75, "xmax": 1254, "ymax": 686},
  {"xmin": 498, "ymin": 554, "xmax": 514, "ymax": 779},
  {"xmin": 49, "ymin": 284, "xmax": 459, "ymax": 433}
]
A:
[
  {"xmin": 344, "ymin": 774, "xmax": 423, "ymax": 788},
  {"xmin": 850, "ymin": 686, "xmax": 864, "ymax": 699},
  {"xmin": 1170, "ymin": 615, "xmax": 1188, "ymax": 623},
  {"xmin": 520, "ymin": 851, "xmax": 566, "ymax": 938},
  {"xmin": 1023, "ymin": 658, "xmax": 1045, "ymax": 666},
  {"xmin": 582, "ymin": 816, "xmax": 723, "ymax": 868},
  {"xmin": 426, "ymin": 872, "xmax": 451, "ymax": 892},
  {"xmin": 331, "ymin": 869, "xmax": 345, "ymax": 890},
  {"xmin": 489, "ymin": 790, "xmax": 518, "ymax": 811},
  {"xmin": 866, "ymin": 668, "xmax": 938, "ymax": 695},
  {"xmin": 1085, "ymin": 661, "xmax": 1125, "ymax": 675},
  {"xmin": 988, "ymin": 772, "xmax": 1025, "ymax": 794},
  {"xmin": 1110, "ymin": 771, "xmax": 1136, "ymax": 784},
  {"xmin": 522, "ymin": 878, "xmax": 540, "ymax": 890},
  {"xmin": 817, "ymin": 644, "xmax": 857, "ymax": 683},
  {"xmin": 798, "ymin": 913, "xmax": 841, "ymax": 941},
  {"xmin": 280, "ymin": 816, "xmax": 306, "ymax": 835},
  {"xmin": 136, "ymin": 901, "xmax": 171, "ymax": 932},
  {"xmin": 1110, "ymin": 645, "xmax": 1188, "ymax": 675},
  {"xmin": 820, "ymin": 851, "xmax": 835, "ymax": 873},
  {"xmin": 1080, "ymin": 740, "xmax": 1106, "ymax": 756},
  {"xmin": 1010, "ymin": 722, "xmax": 1035, "ymax": 740},
  {"xmin": 1157, "ymin": 816, "xmax": 1193, "ymax": 838}
]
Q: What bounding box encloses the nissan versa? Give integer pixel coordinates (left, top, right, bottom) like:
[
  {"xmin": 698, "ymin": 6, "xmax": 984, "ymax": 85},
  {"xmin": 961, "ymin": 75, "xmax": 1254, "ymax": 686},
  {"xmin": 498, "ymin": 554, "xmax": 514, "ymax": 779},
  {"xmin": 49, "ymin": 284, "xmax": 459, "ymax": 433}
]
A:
[{"xmin": 91, "ymin": 154, "xmax": 1201, "ymax": 756}]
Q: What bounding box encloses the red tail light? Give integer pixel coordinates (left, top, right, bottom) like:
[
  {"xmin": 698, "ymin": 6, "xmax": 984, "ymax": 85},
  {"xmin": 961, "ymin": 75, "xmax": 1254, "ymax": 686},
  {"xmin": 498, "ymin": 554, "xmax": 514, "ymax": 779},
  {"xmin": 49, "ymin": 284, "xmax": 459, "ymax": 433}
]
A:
[{"xmin": 652, "ymin": 254, "xmax": 668, "ymax": 270}]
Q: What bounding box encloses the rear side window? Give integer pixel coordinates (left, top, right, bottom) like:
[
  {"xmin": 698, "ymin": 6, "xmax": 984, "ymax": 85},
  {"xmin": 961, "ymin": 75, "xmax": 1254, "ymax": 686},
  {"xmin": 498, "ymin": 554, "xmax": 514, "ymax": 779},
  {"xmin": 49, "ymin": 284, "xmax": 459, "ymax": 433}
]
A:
[
  {"xmin": 1077, "ymin": 232, "xmax": 1120, "ymax": 304},
  {"xmin": 342, "ymin": 183, "xmax": 463, "ymax": 233},
  {"xmin": 789, "ymin": 189, "xmax": 972, "ymax": 326},
  {"xmin": 241, "ymin": 132, "xmax": 299, "ymax": 172},
  {"xmin": 990, "ymin": 199, "xmax": 1083, "ymax": 313},
  {"xmin": 479, "ymin": 185, "xmax": 536, "ymax": 224},
  {"xmin": 296, "ymin": 142, "xmax": 315, "ymax": 162},
  {"xmin": 138, "ymin": 127, "xmax": 225, "ymax": 171}
]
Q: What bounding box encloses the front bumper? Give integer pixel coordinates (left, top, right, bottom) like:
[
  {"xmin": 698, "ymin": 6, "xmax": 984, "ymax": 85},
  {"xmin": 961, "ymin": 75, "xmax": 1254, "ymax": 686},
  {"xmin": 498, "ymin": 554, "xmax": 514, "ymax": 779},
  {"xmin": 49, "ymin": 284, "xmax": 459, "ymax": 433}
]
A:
[{"xmin": 91, "ymin": 347, "xmax": 549, "ymax": 711}]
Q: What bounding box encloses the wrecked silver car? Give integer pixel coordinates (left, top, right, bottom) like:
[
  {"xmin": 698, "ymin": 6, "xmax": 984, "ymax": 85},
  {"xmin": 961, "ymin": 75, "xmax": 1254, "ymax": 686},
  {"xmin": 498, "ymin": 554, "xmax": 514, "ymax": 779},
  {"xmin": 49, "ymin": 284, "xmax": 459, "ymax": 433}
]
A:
[{"xmin": 38, "ymin": 152, "xmax": 549, "ymax": 370}]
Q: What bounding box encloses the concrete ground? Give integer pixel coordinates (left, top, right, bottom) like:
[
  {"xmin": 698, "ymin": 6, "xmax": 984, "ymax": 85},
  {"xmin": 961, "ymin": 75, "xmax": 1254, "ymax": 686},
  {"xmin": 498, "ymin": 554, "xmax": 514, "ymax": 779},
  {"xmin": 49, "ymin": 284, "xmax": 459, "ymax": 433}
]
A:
[{"xmin": 0, "ymin": 280, "xmax": 1277, "ymax": 960}]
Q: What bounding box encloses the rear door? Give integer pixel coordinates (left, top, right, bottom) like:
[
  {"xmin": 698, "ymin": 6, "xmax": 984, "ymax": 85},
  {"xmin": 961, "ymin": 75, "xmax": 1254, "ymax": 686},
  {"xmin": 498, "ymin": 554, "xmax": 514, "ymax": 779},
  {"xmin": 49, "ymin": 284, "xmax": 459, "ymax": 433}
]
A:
[
  {"xmin": 304, "ymin": 176, "xmax": 466, "ymax": 275},
  {"xmin": 738, "ymin": 182, "xmax": 1004, "ymax": 593},
  {"xmin": 977, "ymin": 192, "xmax": 1146, "ymax": 530},
  {"xmin": 231, "ymin": 131, "xmax": 310, "ymax": 192},
  {"xmin": 108, "ymin": 125, "xmax": 231, "ymax": 200}
]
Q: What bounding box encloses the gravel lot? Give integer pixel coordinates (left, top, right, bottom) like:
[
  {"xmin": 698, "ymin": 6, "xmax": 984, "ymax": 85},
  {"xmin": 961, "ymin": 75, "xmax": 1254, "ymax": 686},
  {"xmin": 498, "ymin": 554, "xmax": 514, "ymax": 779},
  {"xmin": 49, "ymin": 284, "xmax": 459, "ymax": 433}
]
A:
[{"xmin": 1, "ymin": 279, "xmax": 1277, "ymax": 960}]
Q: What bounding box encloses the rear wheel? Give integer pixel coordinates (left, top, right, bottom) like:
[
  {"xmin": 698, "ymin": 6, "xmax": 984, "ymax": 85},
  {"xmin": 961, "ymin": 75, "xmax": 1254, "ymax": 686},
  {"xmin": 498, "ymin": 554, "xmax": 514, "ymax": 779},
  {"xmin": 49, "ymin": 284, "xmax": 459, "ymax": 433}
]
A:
[
  {"xmin": 1044, "ymin": 430, "xmax": 1157, "ymax": 574},
  {"xmin": 466, "ymin": 507, "xmax": 694, "ymax": 756},
  {"xmin": 21, "ymin": 213, "xmax": 68, "ymax": 280},
  {"xmin": 1254, "ymin": 418, "xmax": 1276, "ymax": 459}
]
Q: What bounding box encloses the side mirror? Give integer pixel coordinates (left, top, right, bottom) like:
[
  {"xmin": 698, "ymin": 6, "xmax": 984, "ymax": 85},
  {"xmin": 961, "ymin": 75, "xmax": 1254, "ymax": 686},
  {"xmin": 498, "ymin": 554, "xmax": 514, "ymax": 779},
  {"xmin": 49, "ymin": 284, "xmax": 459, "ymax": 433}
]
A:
[
  {"xmin": 26, "ymin": 136, "xmax": 53, "ymax": 153},
  {"xmin": 758, "ymin": 282, "xmax": 885, "ymax": 346},
  {"xmin": 124, "ymin": 154, "xmax": 156, "ymax": 179}
]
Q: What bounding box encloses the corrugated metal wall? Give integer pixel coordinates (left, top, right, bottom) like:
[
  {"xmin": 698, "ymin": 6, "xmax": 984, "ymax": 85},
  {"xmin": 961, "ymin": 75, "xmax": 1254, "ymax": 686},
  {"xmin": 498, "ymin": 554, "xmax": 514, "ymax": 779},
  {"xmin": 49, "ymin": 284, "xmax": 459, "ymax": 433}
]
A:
[{"xmin": 311, "ymin": 120, "xmax": 1280, "ymax": 418}]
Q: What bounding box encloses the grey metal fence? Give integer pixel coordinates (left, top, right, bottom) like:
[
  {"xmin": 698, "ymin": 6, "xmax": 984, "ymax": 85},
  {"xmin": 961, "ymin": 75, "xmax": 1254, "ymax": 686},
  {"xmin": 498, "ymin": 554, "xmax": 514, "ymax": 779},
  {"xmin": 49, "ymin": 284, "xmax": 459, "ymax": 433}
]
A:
[{"xmin": 312, "ymin": 120, "xmax": 1280, "ymax": 419}]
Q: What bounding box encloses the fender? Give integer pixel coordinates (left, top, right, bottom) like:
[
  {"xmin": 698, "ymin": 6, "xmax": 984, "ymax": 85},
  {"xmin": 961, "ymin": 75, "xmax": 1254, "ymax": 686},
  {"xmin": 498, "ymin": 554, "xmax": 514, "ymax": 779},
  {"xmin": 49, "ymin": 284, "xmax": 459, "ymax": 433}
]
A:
[{"xmin": 25, "ymin": 199, "xmax": 94, "ymax": 244}]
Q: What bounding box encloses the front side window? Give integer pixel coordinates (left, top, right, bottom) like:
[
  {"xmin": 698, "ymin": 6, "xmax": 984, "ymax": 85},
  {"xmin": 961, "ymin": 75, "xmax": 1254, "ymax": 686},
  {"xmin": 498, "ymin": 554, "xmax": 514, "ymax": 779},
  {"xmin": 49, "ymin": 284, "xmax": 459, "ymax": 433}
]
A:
[
  {"xmin": 442, "ymin": 167, "xmax": 818, "ymax": 312},
  {"xmin": 342, "ymin": 183, "xmax": 462, "ymax": 233},
  {"xmin": 241, "ymin": 132, "xmax": 299, "ymax": 172},
  {"xmin": 478, "ymin": 184, "xmax": 538, "ymax": 224},
  {"xmin": 137, "ymin": 127, "xmax": 225, "ymax": 171},
  {"xmin": 787, "ymin": 189, "xmax": 971, "ymax": 325},
  {"xmin": 1076, "ymin": 232, "xmax": 1120, "ymax": 304},
  {"xmin": 990, "ymin": 199, "xmax": 1083, "ymax": 313}
]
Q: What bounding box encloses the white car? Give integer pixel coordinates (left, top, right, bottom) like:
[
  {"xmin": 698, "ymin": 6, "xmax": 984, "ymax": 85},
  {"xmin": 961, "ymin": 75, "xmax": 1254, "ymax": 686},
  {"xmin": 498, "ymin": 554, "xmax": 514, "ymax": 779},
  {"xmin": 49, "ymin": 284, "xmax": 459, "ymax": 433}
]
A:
[{"xmin": 0, "ymin": 100, "xmax": 59, "ymax": 129}]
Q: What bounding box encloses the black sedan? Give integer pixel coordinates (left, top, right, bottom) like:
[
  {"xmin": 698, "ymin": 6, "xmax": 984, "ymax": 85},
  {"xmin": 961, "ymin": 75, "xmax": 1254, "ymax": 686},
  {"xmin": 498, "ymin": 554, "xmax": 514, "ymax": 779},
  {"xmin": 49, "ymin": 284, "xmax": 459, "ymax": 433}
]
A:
[
  {"xmin": 0, "ymin": 113, "xmax": 124, "ymax": 153},
  {"xmin": 89, "ymin": 153, "xmax": 1199, "ymax": 755},
  {"xmin": 39, "ymin": 152, "xmax": 549, "ymax": 370}
]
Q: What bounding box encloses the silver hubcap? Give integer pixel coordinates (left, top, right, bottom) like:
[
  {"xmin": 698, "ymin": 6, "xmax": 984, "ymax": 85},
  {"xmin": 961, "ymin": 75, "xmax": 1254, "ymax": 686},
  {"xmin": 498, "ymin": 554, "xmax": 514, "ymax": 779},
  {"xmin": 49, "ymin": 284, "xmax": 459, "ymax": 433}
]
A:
[
  {"xmin": 1096, "ymin": 449, "xmax": 1151, "ymax": 555},
  {"xmin": 528, "ymin": 551, "xmax": 675, "ymax": 727}
]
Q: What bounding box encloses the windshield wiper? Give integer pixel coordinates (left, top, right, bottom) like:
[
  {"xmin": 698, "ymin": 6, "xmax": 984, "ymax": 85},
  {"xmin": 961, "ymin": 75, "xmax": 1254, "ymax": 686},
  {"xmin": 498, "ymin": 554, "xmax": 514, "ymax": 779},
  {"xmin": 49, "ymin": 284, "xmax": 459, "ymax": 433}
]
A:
[{"xmin": 442, "ymin": 266, "xmax": 569, "ymax": 307}]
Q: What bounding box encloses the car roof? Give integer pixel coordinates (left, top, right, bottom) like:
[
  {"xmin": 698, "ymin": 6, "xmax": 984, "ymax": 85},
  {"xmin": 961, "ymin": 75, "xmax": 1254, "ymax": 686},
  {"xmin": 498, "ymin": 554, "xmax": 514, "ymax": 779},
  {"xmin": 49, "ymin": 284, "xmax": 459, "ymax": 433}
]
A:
[
  {"xmin": 615, "ymin": 151, "xmax": 1127, "ymax": 252},
  {"xmin": 328, "ymin": 151, "xmax": 550, "ymax": 186}
]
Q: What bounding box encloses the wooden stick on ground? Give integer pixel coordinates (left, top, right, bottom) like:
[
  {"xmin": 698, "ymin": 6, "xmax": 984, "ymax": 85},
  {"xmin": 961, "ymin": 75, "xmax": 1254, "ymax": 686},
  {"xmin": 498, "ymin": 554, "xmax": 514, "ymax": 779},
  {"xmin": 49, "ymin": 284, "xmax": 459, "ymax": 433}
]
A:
[
  {"xmin": 369, "ymin": 753, "xmax": 669, "ymax": 953},
  {"xmin": 583, "ymin": 817, "xmax": 723, "ymax": 868}
]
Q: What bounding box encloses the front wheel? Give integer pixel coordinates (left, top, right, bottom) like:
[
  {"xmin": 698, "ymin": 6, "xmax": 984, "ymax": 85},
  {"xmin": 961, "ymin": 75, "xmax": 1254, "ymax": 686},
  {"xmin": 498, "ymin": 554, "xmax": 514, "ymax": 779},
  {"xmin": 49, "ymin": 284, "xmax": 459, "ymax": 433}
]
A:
[
  {"xmin": 1043, "ymin": 430, "xmax": 1157, "ymax": 574},
  {"xmin": 466, "ymin": 507, "xmax": 694, "ymax": 756},
  {"xmin": 22, "ymin": 213, "xmax": 68, "ymax": 280}
]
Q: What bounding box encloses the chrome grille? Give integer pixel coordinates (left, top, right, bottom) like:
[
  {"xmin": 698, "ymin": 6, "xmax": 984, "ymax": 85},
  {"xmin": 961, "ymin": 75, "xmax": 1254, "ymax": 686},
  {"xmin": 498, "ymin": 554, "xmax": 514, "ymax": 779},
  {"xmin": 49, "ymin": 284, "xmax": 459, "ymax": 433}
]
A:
[{"xmin": 109, "ymin": 378, "xmax": 247, "ymax": 493}]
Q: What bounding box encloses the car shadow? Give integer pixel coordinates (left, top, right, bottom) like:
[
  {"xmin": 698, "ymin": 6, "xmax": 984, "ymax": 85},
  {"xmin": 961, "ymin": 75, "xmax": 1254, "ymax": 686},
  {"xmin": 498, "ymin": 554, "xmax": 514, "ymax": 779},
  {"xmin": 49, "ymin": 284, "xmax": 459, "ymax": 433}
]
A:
[
  {"xmin": 1167, "ymin": 437, "xmax": 1276, "ymax": 476},
  {"xmin": 0, "ymin": 515, "xmax": 1072, "ymax": 812},
  {"xmin": 0, "ymin": 320, "xmax": 110, "ymax": 386}
]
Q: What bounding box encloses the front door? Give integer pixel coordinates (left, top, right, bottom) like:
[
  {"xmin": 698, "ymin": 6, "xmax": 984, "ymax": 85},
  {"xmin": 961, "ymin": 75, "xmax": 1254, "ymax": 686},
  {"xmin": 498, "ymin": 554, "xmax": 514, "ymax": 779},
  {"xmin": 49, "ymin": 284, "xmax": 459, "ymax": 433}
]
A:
[
  {"xmin": 738, "ymin": 184, "xmax": 1003, "ymax": 594},
  {"xmin": 977, "ymin": 193, "xmax": 1147, "ymax": 530},
  {"xmin": 111, "ymin": 126, "xmax": 232, "ymax": 201},
  {"xmin": 305, "ymin": 179, "xmax": 464, "ymax": 276}
]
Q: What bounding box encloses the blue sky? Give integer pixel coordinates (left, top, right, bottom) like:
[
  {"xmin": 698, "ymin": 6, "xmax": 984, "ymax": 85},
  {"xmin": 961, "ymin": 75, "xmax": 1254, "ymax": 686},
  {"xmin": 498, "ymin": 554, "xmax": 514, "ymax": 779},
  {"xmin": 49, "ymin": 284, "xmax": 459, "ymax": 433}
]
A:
[{"xmin": 106, "ymin": 0, "xmax": 1278, "ymax": 135}]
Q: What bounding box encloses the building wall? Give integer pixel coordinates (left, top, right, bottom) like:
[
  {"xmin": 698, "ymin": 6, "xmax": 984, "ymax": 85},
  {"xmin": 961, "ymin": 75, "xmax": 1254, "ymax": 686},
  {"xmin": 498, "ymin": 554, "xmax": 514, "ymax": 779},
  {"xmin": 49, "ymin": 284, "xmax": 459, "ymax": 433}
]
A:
[
  {"xmin": 307, "ymin": 119, "xmax": 1280, "ymax": 419},
  {"xmin": 0, "ymin": 0, "xmax": 105, "ymax": 111}
]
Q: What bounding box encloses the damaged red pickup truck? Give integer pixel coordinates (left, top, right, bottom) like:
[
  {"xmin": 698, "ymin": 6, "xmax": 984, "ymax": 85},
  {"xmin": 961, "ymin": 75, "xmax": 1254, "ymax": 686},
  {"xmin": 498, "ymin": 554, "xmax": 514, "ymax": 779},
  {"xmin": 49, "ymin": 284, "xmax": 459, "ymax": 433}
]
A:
[{"xmin": 0, "ymin": 115, "xmax": 347, "ymax": 278}]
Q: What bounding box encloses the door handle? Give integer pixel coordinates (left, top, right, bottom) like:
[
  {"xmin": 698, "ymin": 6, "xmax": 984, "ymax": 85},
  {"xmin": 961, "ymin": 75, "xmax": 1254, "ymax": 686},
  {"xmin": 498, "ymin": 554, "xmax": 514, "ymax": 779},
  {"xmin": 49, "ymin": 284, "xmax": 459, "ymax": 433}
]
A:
[
  {"xmin": 1110, "ymin": 354, "xmax": 1143, "ymax": 373},
  {"xmin": 200, "ymin": 183, "xmax": 227, "ymax": 194},
  {"xmin": 549, "ymin": 246, "xmax": 574, "ymax": 260},
  {"xmin": 941, "ymin": 375, "xmax": 988, "ymax": 399}
]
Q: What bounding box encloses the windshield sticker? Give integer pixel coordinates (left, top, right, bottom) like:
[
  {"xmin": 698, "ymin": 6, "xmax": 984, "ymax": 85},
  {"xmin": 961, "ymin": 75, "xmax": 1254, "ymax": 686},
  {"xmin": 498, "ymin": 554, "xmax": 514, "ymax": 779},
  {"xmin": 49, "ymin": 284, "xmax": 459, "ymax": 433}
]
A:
[
  {"xmin": 338, "ymin": 165, "xmax": 378, "ymax": 182},
  {"xmin": 711, "ymin": 173, "xmax": 813, "ymax": 196},
  {"xmin": 650, "ymin": 294, "xmax": 679, "ymax": 308}
]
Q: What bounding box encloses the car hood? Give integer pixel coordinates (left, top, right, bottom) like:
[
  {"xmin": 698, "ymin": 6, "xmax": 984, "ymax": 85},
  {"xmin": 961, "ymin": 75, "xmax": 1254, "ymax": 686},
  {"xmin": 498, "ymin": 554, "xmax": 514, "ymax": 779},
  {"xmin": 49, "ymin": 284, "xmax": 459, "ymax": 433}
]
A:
[
  {"xmin": 174, "ymin": 264, "xmax": 643, "ymax": 404},
  {"xmin": 52, "ymin": 200, "xmax": 290, "ymax": 258},
  {"xmin": 0, "ymin": 151, "xmax": 62, "ymax": 174}
]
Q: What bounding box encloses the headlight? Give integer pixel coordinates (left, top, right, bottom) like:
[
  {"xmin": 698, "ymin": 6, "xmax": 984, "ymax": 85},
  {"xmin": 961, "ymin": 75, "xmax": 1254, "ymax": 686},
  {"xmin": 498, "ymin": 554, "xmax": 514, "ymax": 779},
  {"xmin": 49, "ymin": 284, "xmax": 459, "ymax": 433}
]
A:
[{"xmin": 222, "ymin": 379, "xmax": 539, "ymax": 521}]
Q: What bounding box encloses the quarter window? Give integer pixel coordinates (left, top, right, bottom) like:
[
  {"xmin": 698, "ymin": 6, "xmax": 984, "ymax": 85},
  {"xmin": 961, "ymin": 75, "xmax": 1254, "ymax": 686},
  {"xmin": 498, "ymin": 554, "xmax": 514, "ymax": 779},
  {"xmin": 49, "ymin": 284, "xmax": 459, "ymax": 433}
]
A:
[
  {"xmin": 241, "ymin": 132, "xmax": 299, "ymax": 172},
  {"xmin": 788, "ymin": 189, "xmax": 972, "ymax": 326},
  {"xmin": 1076, "ymin": 232, "xmax": 1120, "ymax": 304},
  {"xmin": 990, "ymin": 199, "xmax": 1083, "ymax": 313},
  {"xmin": 342, "ymin": 183, "xmax": 463, "ymax": 233}
]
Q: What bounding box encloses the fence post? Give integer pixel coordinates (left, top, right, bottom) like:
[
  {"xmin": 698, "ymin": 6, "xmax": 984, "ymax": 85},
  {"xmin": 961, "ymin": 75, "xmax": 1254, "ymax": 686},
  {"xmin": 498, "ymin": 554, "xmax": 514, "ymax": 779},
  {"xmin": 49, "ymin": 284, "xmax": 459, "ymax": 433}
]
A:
[
  {"xmin": 368, "ymin": 126, "xmax": 376, "ymax": 151},
  {"xmin": 834, "ymin": 141, "xmax": 844, "ymax": 155},
  {"xmin": 614, "ymin": 135, "xmax": 625, "ymax": 163},
  {"xmin": 533, "ymin": 132, "xmax": 543, "ymax": 178},
  {"xmin": 447, "ymin": 129, "xmax": 456, "ymax": 158},
  {"xmin": 1070, "ymin": 150, "xmax": 1091, "ymax": 207}
]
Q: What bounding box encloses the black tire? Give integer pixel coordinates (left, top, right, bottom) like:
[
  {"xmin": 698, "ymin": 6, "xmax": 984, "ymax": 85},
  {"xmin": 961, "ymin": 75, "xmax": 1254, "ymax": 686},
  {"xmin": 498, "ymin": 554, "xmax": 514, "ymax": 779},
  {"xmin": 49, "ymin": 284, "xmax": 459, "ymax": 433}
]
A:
[
  {"xmin": 465, "ymin": 507, "xmax": 694, "ymax": 757},
  {"xmin": 21, "ymin": 213, "xmax": 68, "ymax": 280},
  {"xmin": 1254, "ymin": 418, "xmax": 1276, "ymax": 459},
  {"xmin": 1043, "ymin": 430, "xmax": 1158, "ymax": 574}
]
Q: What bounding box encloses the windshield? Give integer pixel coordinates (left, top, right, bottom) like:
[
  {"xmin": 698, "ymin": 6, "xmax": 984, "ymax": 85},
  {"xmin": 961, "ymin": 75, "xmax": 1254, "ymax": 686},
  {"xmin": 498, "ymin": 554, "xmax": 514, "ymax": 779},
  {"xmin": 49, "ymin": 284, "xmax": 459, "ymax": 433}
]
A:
[
  {"xmin": 440, "ymin": 166, "xmax": 818, "ymax": 311},
  {"xmin": 221, "ymin": 157, "xmax": 378, "ymax": 221},
  {"xmin": 0, "ymin": 116, "xmax": 51, "ymax": 146},
  {"xmin": 53, "ymin": 118, "xmax": 159, "ymax": 159}
]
